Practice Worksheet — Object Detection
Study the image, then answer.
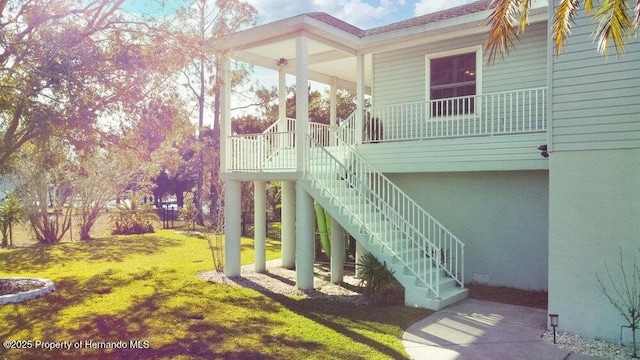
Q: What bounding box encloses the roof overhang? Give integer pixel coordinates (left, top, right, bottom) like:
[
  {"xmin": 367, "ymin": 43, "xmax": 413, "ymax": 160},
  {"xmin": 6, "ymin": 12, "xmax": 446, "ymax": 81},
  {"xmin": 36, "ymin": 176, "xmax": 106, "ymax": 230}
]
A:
[{"xmin": 210, "ymin": 0, "xmax": 549, "ymax": 91}]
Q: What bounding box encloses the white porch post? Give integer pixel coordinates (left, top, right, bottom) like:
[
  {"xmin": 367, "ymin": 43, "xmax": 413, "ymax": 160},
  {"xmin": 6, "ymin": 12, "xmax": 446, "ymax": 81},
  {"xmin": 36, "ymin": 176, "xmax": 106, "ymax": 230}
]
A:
[
  {"xmin": 220, "ymin": 59, "xmax": 231, "ymax": 173},
  {"xmin": 330, "ymin": 77, "xmax": 337, "ymax": 146},
  {"xmin": 296, "ymin": 185, "xmax": 315, "ymax": 289},
  {"xmin": 281, "ymin": 181, "xmax": 296, "ymax": 269},
  {"xmin": 295, "ymin": 35, "xmax": 309, "ymax": 172},
  {"xmin": 355, "ymin": 53, "xmax": 365, "ymax": 145},
  {"xmin": 224, "ymin": 180, "xmax": 241, "ymax": 276},
  {"xmin": 330, "ymin": 218, "xmax": 345, "ymax": 283},
  {"xmin": 254, "ymin": 180, "xmax": 266, "ymax": 273},
  {"xmin": 278, "ymin": 66, "xmax": 287, "ymax": 132},
  {"xmin": 295, "ymin": 35, "xmax": 314, "ymax": 289}
]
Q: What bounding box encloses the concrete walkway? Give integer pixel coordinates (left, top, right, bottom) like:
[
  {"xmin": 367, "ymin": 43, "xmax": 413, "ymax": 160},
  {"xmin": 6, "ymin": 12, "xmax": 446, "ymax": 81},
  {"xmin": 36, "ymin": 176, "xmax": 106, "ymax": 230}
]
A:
[{"xmin": 402, "ymin": 298, "xmax": 605, "ymax": 360}]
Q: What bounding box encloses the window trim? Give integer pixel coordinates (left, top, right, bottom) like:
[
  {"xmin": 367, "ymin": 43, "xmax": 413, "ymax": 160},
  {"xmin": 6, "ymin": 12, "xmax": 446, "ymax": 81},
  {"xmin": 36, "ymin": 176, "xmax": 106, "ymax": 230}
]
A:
[{"xmin": 425, "ymin": 45, "xmax": 483, "ymax": 118}]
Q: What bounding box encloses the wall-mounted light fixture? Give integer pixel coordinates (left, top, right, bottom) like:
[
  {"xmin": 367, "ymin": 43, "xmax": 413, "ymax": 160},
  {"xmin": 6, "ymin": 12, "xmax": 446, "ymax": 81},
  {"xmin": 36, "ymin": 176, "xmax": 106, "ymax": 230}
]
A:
[
  {"xmin": 538, "ymin": 144, "xmax": 548, "ymax": 158},
  {"xmin": 277, "ymin": 58, "xmax": 288, "ymax": 66},
  {"xmin": 549, "ymin": 314, "xmax": 559, "ymax": 344}
]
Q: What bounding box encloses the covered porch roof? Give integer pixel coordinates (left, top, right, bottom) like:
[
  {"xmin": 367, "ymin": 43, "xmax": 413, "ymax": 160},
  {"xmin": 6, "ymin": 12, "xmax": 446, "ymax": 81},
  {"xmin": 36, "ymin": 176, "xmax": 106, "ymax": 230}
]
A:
[{"xmin": 211, "ymin": 0, "xmax": 548, "ymax": 92}]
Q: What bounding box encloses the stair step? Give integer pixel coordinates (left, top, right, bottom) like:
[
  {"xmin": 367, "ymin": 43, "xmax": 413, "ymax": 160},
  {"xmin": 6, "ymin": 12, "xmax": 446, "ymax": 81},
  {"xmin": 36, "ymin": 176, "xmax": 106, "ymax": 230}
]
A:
[{"xmin": 301, "ymin": 159, "xmax": 467, "ymax": 312}]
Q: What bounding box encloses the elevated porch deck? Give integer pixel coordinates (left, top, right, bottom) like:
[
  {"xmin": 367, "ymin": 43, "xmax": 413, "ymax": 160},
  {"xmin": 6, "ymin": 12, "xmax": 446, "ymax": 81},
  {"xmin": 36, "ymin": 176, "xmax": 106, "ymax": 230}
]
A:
[{"xmin": 226, "ymin": 87, "xmax": 548, "ymax": 176}]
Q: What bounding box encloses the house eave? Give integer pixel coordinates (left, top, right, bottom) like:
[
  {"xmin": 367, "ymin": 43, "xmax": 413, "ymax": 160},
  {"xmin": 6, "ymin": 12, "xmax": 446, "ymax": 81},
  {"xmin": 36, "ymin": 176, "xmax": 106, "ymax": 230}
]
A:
[{"xmin": 358, "ymin": 3, "xmax": 549, "ymax": 54}]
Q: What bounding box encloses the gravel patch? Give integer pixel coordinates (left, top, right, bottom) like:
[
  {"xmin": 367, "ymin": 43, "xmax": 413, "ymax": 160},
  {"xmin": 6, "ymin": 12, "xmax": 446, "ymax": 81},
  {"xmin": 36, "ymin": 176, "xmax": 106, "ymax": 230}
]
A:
[
  {"xmin": 197, "ymin": 259, "xmax": 369, "ymax": 305},
  {"xmin": 0, "ymin": 278, "xmax": 45, "ymax": 295},
  {"xmin": 542, "ymin": 331, "xmax": 637, "ymax": 359}
]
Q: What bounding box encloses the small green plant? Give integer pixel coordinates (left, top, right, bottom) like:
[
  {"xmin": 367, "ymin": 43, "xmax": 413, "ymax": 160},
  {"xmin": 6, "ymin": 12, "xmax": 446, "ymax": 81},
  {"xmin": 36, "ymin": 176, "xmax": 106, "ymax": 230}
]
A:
[
  {"xmin": 597, "ymin": 247, "xmax": 640, "ymax": 358},
  {"xmin": 0, "ymin": 193, "xmax": 22, "ymax": 247},
  {"xmin": 110, "ymin": 192, "xmax": 158, "ymax": 235},
  {"xmin": 204, "ymin": 206, "xmax": 225, "ymax": 273},
  {"xmin": 180, "ymin": 198, "xmax": 197, "ymax": 231},
  {"xmin": 356, "ymin": 253, "xmax": 402, "ymax": 304}
]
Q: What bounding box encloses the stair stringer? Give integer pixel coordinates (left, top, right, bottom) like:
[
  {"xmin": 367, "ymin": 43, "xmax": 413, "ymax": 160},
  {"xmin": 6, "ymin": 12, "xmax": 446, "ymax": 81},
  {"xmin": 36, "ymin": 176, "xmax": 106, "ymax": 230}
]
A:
[{"xmin": 300, "ymin": 176, "xmax": 468, "ymax": 311}]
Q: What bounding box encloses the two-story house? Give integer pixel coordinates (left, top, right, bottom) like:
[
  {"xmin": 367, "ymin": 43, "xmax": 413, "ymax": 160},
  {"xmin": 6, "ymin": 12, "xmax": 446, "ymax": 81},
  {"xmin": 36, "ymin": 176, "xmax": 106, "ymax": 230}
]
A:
[{"xmin": 212, "ymin": 0, "xmax": 639, "ymax": 345}]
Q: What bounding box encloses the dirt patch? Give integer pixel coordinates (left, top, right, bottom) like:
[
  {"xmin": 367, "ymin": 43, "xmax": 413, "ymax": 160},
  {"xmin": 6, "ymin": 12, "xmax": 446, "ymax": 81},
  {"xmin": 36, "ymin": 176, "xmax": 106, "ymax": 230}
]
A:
[
  {"xmin": 0, "ymin": 278, "xmax": 46, "ymax": 296},
  {"xmin": 467, "ymin": 283, "xmax": 547, "ymax": 309}
]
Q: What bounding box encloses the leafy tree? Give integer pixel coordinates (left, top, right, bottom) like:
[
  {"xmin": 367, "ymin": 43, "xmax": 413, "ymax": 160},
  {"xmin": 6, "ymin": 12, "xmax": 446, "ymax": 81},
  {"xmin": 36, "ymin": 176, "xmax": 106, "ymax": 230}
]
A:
[
  {"xmin": 74, "ymin": 150, "xmax": 133, "ymax": 240},
  {"xmin": 0, "ymin": 0, "xmax": 179, "ymax": 169},
  {"xmin": 485, "ymin": 0, "xmax": 640, "ymax": 62},
  {"xmin": 264, "ymin": 87, "xmax": 357, "ymax": 124},
  {"xmin": 232, "ymin": 114, "xmax": 272, "ymax": 134},
  {"xmin": 14, "ymin": 141, "xmax": 74, "ymax": 244},
  {"xmin": 115, "ymin": 93, "xmax": 197, "ymax": 198},
  {"xmin": 172, "ymin": 0, "xmax": 257, "ymax": 223}
]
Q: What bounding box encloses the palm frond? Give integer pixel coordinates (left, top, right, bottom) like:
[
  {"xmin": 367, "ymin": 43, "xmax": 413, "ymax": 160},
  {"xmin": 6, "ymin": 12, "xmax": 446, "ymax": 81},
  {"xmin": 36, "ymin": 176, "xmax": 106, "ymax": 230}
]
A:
[
  {"xmin": 585, "ymin": 0, "xmax": 595, "ymax": 14},
  {"xmin": 519, "ymin": 0, "xmax": 531, "ymax": 32},
  {"xmin": 485, "ymin": 0, "xmax": 522, "ymax": 63},
  {"xmin": 552, "ymin": 0, "xmax": 580, "ymax": 55},
  {"xmin": 592, "ymin": 0, "xmax": 633, "ymax": 56}
]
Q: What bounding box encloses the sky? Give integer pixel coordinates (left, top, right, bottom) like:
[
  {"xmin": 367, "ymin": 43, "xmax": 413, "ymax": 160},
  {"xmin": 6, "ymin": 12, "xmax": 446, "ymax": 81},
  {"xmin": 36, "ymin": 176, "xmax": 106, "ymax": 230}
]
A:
[
  {"xmin": 121, "ymin": 0, "xmax": 479, "ymax": 31},
  {"xmin": 248, "ymin": 0, "xmax": 477, "ymax": 28}
]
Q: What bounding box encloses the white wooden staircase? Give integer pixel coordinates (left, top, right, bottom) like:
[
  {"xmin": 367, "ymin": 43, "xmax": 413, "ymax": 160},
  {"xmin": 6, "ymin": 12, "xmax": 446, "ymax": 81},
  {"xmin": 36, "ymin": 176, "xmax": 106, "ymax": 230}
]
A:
[
  {"xmin": 301, "ymin": 137, "xmax": 468, "ymax": 310},
  {"xmin": 228, "ymin": 117, "xmax": 468, "ymax": 310}
]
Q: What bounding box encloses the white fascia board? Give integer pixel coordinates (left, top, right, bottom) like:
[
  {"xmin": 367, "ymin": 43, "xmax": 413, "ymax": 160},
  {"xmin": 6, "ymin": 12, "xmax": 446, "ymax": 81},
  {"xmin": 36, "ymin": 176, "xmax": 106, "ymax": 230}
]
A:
[
  {"xmin": 359, "ymin": 4, "xmax": 548, "ymax": 54},
  {"xmin": 212, "ymin": 14, "xmax": 360, "ymax": 53},
  {"xmin": 300, "ymin": 17, "xmax": 362, "ymax": 49}
]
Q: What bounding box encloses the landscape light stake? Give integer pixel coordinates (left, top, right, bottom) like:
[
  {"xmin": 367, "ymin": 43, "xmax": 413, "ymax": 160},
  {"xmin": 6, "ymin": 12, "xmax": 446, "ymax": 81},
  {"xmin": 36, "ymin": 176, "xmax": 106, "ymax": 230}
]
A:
[{"xmin": 549, "ymin": 314, "xmax": 559, "ymax": 344}]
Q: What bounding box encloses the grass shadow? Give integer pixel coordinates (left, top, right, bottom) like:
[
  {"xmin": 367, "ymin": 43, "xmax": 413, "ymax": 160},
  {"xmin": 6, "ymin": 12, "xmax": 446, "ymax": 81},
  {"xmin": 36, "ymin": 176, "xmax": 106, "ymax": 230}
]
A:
[
  {"xmin": 227, "ymin": 276, "xmax": 427, "ymax": 359},
  {"xmin": 0, "ymin": 235, "xmax": 181, "ymax": 273}
]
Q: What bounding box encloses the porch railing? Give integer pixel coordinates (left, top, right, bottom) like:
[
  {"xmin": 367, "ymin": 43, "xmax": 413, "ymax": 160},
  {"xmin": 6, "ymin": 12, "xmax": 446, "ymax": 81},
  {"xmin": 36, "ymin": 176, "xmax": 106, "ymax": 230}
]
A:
[
  {"xmin": 228, "ymin": 118, "xmax": 330, "ymax": 171},
  {"xmin": 366, "ymin": 87, "xmax": 546, "ymax": 143}
]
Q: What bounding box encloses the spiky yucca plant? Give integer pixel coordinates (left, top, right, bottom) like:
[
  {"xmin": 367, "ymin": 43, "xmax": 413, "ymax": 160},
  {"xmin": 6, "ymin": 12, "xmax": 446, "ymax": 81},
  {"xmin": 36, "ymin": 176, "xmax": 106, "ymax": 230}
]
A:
[{"xmin": 356, "ymin": 253, "xmax": 402, "ymax": 304}]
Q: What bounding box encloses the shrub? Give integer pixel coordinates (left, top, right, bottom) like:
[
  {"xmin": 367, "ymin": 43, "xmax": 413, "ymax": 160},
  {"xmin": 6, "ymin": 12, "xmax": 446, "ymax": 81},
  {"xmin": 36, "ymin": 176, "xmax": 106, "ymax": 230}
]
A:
[
  {"xmin": 356, "ymin": 253, "xmax": 403, "ymax": 304},
  {"xmin": 597, "ymin": 247, "xmax": 640, "ymax": 358},
  {"xmin": 110, "ymin": 193, "xmax": 158, "ymax": 235},
  {"xmin": 112, "ymin": 214, "xmax": 155, "ymax": 235}
]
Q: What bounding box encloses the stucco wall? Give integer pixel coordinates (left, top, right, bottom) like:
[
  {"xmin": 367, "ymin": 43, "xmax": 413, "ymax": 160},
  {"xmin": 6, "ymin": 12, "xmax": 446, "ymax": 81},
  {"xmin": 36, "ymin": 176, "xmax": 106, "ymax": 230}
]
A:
[
  {"xmin": 388, "ymin": 170, "xmax": 549, "ymax": 290},
  {"xmin": 548, "ymin": 149, "xmax": 640, "ymax": 344}
]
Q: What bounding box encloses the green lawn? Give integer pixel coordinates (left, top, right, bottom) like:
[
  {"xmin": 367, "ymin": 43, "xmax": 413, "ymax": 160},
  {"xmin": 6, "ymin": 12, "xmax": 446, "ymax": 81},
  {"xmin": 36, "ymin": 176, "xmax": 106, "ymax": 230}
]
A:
[{"xmin": 0, "ymin": 230, "xmax": 431, "ymax": 359}]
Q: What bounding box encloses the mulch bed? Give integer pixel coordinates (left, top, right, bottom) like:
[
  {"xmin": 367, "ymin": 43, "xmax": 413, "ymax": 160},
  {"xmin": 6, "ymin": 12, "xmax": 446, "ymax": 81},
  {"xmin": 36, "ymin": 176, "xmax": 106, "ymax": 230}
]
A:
[
  {"xmin": 0, "ymin": 279, "xmax": 46, "ymax": 296},
  {"xmin": 467, "ymin": 283, "xmax": 548, "ymax": 309}
]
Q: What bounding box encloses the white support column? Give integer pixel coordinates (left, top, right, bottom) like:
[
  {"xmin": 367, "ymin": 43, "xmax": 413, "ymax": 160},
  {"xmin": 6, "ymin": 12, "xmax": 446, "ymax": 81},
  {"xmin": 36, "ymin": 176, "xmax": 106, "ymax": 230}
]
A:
[
  {"xmin": 295, "ymin": 35, "xmax": 309, "ymax": 172},
  {"xmin": 220, "ymin": 59, "xmax": 232, "ymax": 173},
  {"xmin": 296, "ymin": 186, "xmax": 315, "ymax": 289},
  {"xmin": 355, "ymin": 240, "xmax": 368, "ymax": 277},
  {"xmin": 330, "ymin": 77, "xmax": 337, "ymax": 146},
  {"xmin": 254, "ymin": 180, "xmax": 266, "ymax": 273},
  {"xmin": 224, "ymin": 180, "xmax": 242, "ymax": 276},
  {"xmin": 355, "ymin": 53, "xmax": 365, "ymax": 145},
  {"xmin": 330, "ymin": 218, "xmax": 345, "ymax": 283},
  {"xmin": 281, "ymin": 181, "xmax": 296, "ymax": 269},
  {"xmin": 278, "ymin": 66, "xmax": 287, "ymax": 132}
]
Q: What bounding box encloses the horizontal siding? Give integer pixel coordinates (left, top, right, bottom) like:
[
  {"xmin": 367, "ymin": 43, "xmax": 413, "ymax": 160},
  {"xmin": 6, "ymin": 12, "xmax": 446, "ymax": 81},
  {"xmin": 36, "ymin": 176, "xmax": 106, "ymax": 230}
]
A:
[
  {"xmin": 372, "ymin": 22, "xmax": 548, "ymax": 107},
  {"xmin": 551, "ymin": 5, "xmax": 640, "ymax": 151},
  {"xmin": 482, "ymin": 22, "xmax": 548, "ymax": 92},
  {"xmin": 356, "ymin": 133, "xmax": 549, "ymax": 173}
]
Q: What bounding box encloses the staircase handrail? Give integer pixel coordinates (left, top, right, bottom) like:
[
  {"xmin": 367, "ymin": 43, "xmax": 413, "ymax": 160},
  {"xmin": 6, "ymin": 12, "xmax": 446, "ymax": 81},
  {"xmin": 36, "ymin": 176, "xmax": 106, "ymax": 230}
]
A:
[
  {"xmin": 336, "ymin": 110, "xmax": 358, "ymax": 146},
  {"xmin": 305, "ymin": 134, "xmax": 465, "ymax": 295},
  {"xmin": 262, "ymin": 117, "xmax": 296, "ymax": 135},
  {"xmin": 334, "ymin": 119, "xmax": 464, "ymax": 288}
]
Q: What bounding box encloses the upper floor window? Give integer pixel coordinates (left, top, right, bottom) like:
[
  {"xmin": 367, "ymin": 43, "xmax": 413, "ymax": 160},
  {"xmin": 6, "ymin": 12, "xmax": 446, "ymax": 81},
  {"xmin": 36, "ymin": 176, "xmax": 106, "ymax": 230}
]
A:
[{"xmin": 427, "ymin": 49, "xmax": 479, "ymax": 116}]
